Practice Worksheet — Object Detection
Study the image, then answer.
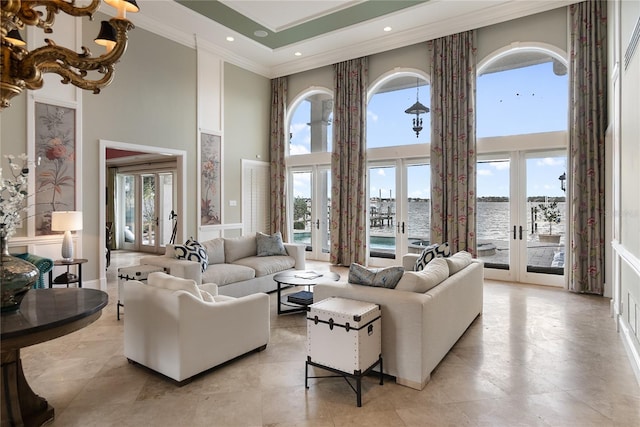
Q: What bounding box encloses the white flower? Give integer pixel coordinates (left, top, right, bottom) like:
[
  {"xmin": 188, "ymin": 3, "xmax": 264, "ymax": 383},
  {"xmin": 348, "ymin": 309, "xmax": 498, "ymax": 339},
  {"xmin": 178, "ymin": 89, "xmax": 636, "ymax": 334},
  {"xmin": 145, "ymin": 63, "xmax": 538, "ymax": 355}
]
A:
[{"xmin": 0, "ymin": 154, "xmax": 30, "ymax": 239}]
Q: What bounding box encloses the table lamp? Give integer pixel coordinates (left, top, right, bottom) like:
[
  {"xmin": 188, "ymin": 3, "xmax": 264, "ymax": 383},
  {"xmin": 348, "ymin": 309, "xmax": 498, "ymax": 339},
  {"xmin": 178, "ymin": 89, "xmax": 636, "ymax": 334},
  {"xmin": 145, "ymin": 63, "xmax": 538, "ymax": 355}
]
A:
[{"xmin": 51, "ymin": 211, "xmax": 83, "ymax": 261}]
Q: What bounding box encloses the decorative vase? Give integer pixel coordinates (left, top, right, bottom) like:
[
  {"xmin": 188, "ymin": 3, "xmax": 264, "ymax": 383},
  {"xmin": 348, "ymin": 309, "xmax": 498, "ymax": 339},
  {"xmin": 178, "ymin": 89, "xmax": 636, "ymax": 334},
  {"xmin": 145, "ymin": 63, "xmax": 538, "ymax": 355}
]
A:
[{"xmin": 0, "ymin": 233, "xmax": 39, "ymax": 312}]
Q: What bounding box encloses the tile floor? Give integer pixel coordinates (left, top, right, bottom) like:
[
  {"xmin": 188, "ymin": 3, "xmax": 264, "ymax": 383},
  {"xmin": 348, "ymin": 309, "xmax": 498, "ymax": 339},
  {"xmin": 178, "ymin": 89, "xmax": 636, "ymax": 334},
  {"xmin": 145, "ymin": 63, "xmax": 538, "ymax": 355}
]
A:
[{"xmin": 19, "ymin": 251, "xmax": 640, "ymax": 426}]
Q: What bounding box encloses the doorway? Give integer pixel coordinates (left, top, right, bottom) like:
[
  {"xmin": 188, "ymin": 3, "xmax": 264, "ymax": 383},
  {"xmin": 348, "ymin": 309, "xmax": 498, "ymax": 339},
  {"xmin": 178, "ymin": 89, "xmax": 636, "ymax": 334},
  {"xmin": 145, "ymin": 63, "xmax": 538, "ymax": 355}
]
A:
[
  {"xmin": 290, "ymin": 166, "xmax": 331, "ymax": 261},
  {"xmin": 98, "ymin": 140, "xmax": 187, "ymax": 286},
  {"xmin": 367, "ymin": 160, "xmax": 430, "ymax": 266},
  {"xmin": 477, "ymin": 150, "xmax": 566, "ymax": 286}
]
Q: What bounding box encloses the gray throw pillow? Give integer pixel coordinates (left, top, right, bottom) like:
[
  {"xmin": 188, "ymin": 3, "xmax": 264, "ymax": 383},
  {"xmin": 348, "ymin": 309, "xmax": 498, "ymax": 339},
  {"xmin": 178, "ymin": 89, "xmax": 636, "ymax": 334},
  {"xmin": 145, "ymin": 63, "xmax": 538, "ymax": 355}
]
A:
[
  {"xmin": 256, "ymin": 231, "xmax": 288, "ymax": 256},
  {"xmin": 349, "ymin": 263, "xmax": 404, "ymax": 289}
]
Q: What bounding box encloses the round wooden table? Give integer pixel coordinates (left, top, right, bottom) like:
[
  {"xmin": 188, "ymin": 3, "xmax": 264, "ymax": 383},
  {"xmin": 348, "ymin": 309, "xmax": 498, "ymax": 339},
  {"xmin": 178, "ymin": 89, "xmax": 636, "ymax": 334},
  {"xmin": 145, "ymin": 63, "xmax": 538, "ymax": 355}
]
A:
[{"xmin": 1, "ymin": 288, "xmax": 108, "ymax": 427}]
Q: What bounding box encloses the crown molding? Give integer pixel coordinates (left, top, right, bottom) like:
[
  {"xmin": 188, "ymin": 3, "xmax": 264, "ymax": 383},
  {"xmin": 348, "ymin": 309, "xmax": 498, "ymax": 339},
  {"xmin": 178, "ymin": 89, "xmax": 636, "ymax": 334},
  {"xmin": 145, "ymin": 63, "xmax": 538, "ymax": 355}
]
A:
[{"xmin": 128, "ymin": 0, "xmax": 578, "ymax": 79}]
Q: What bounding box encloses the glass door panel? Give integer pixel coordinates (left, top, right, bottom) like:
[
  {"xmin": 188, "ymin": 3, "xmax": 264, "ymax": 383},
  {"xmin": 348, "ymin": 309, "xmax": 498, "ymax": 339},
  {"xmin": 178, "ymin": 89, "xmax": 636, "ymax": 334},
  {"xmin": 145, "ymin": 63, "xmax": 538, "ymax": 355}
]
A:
[
  {"xmin": 524, "ymin": 154, "xmax": 566, "ymax": 277},
  {"xmin": 476, "ymin": 159, "xmax": 511, "ymax": 271},
  {"xmin": 141, "ymin": 174, "xmax": 157, "ymax": 249},
  {"xmin": 292, "ymin": 171, "xmax": 312, "ymax": 253},
  {"xmin": 317, "ymin": 168, "xmax": 331, "ymax": 260},
  {"xmin": 369, "ymin": 165, "xmax": 397, "ymax": 263},
  {"xmin": 121, "ymin": 174, "xmax": 136, "ymax": 250},
  {"xmin": 405, "ymin": 164, "xmax": 431, "ymax": 256}
]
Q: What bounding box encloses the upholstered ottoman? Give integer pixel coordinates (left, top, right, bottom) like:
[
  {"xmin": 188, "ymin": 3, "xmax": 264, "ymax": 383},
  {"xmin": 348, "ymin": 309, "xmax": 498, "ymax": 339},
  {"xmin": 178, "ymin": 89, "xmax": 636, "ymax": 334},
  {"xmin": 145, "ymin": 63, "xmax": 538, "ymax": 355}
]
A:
[{"xmin": 117, "ymin": 264, "xmax": 166, "ymax": 320}]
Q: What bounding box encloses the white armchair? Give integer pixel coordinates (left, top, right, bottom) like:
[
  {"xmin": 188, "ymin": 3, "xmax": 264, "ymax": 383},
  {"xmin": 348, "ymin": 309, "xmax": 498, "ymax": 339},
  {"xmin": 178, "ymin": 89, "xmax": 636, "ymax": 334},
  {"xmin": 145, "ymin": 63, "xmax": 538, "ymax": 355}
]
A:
[{"xmin": 123, "ymin": 272, "xmax": 270, "ymax": 384}]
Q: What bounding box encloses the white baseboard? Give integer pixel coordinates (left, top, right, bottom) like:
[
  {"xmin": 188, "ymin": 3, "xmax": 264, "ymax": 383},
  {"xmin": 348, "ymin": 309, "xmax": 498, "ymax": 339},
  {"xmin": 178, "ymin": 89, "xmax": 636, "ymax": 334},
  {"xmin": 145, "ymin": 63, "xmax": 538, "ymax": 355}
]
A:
[{"xmin": 618, "ymin": 315, "xmax": 640, "ymax": 387}]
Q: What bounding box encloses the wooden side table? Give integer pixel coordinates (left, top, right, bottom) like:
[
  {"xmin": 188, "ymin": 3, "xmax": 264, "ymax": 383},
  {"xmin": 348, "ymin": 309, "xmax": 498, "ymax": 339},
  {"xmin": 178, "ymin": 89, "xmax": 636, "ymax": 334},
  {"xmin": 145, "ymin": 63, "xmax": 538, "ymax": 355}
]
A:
[
  {"xmin": 48, "ymin": 258, "xmax": 88, "ymax": 288},
  {"xmin": 1, "ymin": 288, "xmax": 108, "ymax": 426}
]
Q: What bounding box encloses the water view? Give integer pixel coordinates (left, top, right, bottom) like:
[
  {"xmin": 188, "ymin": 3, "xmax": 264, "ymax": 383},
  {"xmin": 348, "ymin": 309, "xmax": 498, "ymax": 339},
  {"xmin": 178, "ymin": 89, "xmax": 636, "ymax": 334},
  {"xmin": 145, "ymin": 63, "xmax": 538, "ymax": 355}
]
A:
[{"xmin": 293, "ymin": 200, "xmax": 566, "ymax": 272}]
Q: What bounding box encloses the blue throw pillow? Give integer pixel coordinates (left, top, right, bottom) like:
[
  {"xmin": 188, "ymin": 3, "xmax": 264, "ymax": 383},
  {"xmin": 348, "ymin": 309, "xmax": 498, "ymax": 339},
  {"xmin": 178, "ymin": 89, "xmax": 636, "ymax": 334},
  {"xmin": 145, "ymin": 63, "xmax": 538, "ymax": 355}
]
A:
[
  {"xmin": 256, "ymin": 231, "xmax": 288, "ymax": 256},
  {"xmin": 349, "ymin": 263, "xmax": 404, "ymax": 289},
  {"xmin": 174, "ymin": 238, "xmax": 208, "ymax": 272}
]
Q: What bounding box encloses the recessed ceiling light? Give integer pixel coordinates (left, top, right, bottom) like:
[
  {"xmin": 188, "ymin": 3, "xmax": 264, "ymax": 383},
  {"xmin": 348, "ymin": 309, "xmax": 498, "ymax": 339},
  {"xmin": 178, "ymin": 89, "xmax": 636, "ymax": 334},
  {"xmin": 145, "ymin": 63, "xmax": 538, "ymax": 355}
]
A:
[
  {"xmin": 383, "ymin": 26, "xmax": 392, "ymax": 32},
  {"xmin": 226, "ymin": 36, "xmax": 234, "ymax": 42},
  {"xmin": 294, "ymin": 52, "xmax": 302, "ymax": 57},
  {"xmin": 254, "ymin": 30, "xmax": 268, "ymax": 38}
]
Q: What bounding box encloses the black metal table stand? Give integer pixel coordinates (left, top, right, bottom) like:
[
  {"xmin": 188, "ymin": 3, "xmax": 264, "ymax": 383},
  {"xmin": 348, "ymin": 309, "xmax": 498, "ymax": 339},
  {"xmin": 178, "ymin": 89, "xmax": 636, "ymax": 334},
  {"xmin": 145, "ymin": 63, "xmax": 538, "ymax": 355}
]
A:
[{"xmin": 305, "ymin": 355, "xmax": 383, "ymax": 407}]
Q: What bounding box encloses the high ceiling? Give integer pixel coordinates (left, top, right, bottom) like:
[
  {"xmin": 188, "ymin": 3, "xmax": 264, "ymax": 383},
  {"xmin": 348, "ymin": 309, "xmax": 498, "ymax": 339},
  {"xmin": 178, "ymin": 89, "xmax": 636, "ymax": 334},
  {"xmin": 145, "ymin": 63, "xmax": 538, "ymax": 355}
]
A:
[{"xmin": 131, "ymin": 0, "xmax": 577, "ymax": 78}]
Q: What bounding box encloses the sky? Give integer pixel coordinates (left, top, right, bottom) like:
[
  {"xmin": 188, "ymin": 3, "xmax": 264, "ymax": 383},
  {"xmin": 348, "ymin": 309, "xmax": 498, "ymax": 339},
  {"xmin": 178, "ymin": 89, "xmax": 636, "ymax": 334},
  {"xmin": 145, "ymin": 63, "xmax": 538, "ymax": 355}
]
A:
[{"xmin": 290, "ymin": 60, "xmax": 569, "ymax": 200}]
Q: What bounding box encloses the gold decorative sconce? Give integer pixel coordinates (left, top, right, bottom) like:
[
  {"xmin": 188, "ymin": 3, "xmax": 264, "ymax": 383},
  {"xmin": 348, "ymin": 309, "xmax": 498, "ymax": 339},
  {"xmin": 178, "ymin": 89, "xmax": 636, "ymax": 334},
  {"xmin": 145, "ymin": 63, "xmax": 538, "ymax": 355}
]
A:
[{"xmin": 0, "ymin": 0, "xmax": 139, "ymax": 110}]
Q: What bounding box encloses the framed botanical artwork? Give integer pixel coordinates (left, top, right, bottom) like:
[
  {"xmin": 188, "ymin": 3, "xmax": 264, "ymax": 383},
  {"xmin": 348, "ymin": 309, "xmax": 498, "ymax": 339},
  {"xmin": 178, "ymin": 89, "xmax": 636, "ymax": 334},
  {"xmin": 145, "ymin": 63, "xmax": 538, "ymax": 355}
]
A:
[
  {"xmin": 199, "ymin": 131, "xmax": 222, "ymax": 227},
  {"xmin": 34, "ymin": 102, "xmax": 76, "ymax": 235}
]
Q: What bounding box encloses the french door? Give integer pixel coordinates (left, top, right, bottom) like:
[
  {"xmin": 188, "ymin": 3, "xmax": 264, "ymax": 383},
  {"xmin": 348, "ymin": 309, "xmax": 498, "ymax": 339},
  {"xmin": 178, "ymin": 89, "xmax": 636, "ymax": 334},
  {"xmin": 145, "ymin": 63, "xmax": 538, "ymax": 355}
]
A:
[
  {"xmin": 477, "ymin": 151, "xmax": 566, "ymax": 285},
  {"xmin": 290, "ymin": 166, "xmax": 331, "ymax": 261},
  {"xmin": 118, "ymin": 171, "xmax": 176, "ymax": 253},
  {"xmin": 368, "ymin": 160, "xmax": 430, "ymax": 266}
]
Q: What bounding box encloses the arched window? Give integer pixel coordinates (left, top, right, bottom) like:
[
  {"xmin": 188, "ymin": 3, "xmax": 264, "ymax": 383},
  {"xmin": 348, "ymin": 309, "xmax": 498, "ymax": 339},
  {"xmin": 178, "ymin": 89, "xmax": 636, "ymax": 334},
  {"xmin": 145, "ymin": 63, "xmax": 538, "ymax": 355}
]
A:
[
  {"xmin": 367, "ymin": 75, "xmax": 430, "ymax": 147},
  {"xmin": 477, "ymin": 50, "xmax": 568, "ymax": 138},
  {"xmin": 289, "ymin": 92, "xmax": 333, "ymax": 155}
]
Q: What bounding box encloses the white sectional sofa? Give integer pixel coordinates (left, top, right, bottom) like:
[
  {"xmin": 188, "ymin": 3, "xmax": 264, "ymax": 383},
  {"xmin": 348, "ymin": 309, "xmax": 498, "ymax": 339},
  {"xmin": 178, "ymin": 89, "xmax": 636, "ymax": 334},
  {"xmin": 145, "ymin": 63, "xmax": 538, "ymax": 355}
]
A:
[
  {"xmin": 140, "ymin": 234, "xmax": 306, "ymax": 298},
  {"xmin": 314, "ymin": 253, "xmax": 483, "ymax": 390}
]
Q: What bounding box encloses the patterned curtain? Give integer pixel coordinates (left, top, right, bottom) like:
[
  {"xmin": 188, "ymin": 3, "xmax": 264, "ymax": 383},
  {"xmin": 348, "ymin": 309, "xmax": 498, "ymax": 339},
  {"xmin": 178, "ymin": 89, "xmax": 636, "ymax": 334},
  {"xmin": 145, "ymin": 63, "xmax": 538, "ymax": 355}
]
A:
[
  {"xmin": 567, "ymin": 1, "xmax": 607, "ymax": 295},
  {"xmin": 330, "ymin": 57, "xmax": 368, "ymax": 265},
  {"xmin": 269, "ymin": 76, "xmax": 288, "ymax": 241},
  {"xmin": 429, "ymin": 31, "xmax": 477, "ymax": 255}
]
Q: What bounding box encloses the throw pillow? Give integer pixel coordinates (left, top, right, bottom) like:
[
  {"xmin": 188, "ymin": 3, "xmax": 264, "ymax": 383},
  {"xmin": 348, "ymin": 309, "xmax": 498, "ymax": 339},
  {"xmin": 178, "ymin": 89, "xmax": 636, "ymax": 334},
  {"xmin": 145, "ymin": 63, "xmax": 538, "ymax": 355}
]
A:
[
  {"xmin": 396, "ymin": 258, "xmax": 449, "ymax": 293},
  {"xmin": 174, "ymin": 238, "xmax": 208, "ymax": 273},
  {"xmin": 414, "ymin": 242, "xmax": 451, "ymax": 271},
  {"xmin": 445, "ymin": 251, "xmax": 473, "ymax": 275},
  {"xmin": 349, "ymin": 263, "xmax": 404, "ymax": 289},
  {"xmin": 256, "ymin": 231, "xmax": 288, "ymax": 256},
  {"xmin": 147, "ymin": 272, "xmax": 202, "ymax": 300}
]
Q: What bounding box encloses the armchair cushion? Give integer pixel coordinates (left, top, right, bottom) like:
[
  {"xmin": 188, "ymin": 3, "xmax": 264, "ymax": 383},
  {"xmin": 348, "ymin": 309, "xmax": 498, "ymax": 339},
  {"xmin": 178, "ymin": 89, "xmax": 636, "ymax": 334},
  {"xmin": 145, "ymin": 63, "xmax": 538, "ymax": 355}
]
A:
[{"xmin": 147, "ymin": 272, "xmax": 202, "ymax": 301}]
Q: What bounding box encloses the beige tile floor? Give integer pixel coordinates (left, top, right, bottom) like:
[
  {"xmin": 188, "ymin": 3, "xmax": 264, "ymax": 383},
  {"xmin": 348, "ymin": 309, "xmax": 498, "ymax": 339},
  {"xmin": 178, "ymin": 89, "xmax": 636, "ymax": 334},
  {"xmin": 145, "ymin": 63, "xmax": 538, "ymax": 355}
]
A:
[{"xmin": 19, "ymin": 251, "xmax": 640, "ymax": 426}]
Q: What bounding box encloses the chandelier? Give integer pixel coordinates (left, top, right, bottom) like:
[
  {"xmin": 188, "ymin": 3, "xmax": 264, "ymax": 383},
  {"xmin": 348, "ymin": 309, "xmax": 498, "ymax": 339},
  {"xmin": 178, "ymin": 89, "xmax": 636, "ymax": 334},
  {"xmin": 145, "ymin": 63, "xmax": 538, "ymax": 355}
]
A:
[
  {"xmin": 0, "ymin": 0, "xmax": 139, "ymax": 110},
  {"xmin": 404, "ymin": 78, "xmax": 429, "ymax": 138}
]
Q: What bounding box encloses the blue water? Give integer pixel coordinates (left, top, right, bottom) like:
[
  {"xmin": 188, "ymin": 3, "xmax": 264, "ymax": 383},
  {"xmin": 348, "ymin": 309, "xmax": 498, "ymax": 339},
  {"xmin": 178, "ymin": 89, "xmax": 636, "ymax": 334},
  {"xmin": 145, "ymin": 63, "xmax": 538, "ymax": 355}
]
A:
[{"xmin": 292, "ymin": 201, "xmax": 566, "ymax": 249}]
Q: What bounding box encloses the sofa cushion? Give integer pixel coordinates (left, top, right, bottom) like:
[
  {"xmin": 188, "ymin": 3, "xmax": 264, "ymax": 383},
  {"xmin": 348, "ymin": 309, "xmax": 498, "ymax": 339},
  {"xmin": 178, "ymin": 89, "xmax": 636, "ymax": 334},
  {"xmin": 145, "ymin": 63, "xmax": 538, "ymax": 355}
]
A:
[
  {"xmin": 174, "ymin": 239, "xmax": 208, "ymax": 272},
  {"xmin": 233, "ymin": 255, "xmax": 295, "ymax": 277},
  {"xmin": 147, "ymin": 272, "xmax": 202, "ymax": 300},
  {"xmin": 396, "ymin": 258, "xmax": 449, "ymax": 293},
  {"xmin": 415, "ymin": 242, "xmax": 451, "ymax": 271},
  {"xmin": 348, "ymin": 264, "xmax": 405, "ymax": 289},
  {"xmin": 224, "ymin": 235, "xmax": 257, "ymax": 263},
  {"xmin": 256, "ymin": 231, "xmax": 288, "ymax": 256},
  {"xmin": 202, "ymin": 238, "xmax": 225, "ymax": 264},
  {"xmin": 446, "ymin": 251, "xmax": 473, "ymax": 275},
  {"xmin": 202, "ymin": 263, "xmax": 255, "ymax": 286}
]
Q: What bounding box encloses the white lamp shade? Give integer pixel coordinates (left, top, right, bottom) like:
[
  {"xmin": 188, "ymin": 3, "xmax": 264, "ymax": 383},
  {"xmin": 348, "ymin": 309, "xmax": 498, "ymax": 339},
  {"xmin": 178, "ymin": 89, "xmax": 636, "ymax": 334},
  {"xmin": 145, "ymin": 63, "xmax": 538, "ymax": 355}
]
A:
[{"xmin": 51, "ymin": 211, "xmax": 83, "ymax": 232}]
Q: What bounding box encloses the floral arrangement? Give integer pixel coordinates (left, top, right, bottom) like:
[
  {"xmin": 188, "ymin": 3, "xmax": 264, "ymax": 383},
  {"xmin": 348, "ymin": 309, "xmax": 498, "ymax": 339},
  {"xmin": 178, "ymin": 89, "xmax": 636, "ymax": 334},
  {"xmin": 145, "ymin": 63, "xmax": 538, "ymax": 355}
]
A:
[
  {"xmin": 537, "ymin": 201, "xmax": 561, "ymax": 235},
  {"xmin": 0, "ymin": 154, "xmax": 29, "ymax": 239}
]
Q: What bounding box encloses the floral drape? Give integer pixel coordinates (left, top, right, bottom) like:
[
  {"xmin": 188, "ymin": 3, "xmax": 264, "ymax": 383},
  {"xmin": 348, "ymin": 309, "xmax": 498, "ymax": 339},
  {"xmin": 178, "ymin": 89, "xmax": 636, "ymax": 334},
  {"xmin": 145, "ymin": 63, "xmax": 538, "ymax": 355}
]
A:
[
  {"xmin": 429, "ymin": 31, "xmax": 477, "ymax": 255},
  {"xmin": 567, "ymin": 1, "xmax": 607, "ymax": 295},
  {"xmin": 330, "ymin": 57, "xmax": 368, "ymax": 266},
  {"xmin": 269, "ymin": 77, "xmax": 288, "ymax": 241}
]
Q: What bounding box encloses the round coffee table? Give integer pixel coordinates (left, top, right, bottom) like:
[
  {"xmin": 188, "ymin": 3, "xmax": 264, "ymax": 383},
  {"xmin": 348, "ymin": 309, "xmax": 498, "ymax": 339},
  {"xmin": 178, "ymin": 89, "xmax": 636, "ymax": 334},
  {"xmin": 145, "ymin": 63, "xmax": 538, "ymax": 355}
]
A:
[{"xmin": 274, "ymin": 270, "xmax": 340, "ymax": 314}]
